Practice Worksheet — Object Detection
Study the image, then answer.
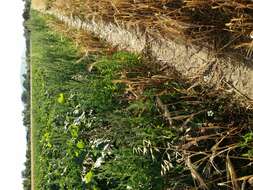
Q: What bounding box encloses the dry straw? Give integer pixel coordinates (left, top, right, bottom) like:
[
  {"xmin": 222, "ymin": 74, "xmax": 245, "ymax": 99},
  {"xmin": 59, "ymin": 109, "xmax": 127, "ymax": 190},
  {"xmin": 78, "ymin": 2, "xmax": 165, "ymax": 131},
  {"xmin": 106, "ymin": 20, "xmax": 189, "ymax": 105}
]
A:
[{"xmin": 52, "ymin": 0, "xmax": 253, "ymax": 56}]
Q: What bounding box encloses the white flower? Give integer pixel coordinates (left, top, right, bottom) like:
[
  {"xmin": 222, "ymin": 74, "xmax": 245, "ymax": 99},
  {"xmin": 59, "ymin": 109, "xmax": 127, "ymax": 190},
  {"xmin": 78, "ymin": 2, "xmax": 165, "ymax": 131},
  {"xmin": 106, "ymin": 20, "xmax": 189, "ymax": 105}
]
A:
[
  {"xmin": 126, "ymin": 185, "xmax": 133, "ymax": 190},
  {"xmin": 82, "ymin": 166, "xmax": 87, "ymax": 174},
  {"xmin": 89, "ymin": 109, "xmax": 94, "ymax": 116},
  {"xmin": 94, "ymin": 157, "xmax": 104, "ymax": 168},
  {"xmin": 207, "ymin": 110, "xmax": 214, "ymax": 117},
  {"xmin": 73, "ymin": 109, "xmax": 80, "ymax": 115}
]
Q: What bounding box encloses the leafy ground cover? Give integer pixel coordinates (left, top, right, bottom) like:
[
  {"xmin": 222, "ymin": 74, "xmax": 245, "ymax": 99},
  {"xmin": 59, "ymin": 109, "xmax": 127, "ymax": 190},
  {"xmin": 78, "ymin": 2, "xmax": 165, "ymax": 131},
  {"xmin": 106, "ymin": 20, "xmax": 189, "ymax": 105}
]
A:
[{"xmin": 29, "ymin": 10, "xmax": 253, "ymax": 190}]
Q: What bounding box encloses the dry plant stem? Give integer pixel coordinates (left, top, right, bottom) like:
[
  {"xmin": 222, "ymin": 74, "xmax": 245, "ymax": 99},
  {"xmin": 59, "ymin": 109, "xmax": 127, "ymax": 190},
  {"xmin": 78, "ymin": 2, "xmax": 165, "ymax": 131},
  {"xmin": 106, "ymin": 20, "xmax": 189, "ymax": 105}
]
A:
[
  {"xmin": 186, "ymin": 156, "xmax": 209, "ymax": 190},
  {"xmin": 43, "ymin": 4, "xmax": 253, "ymax": 103}
]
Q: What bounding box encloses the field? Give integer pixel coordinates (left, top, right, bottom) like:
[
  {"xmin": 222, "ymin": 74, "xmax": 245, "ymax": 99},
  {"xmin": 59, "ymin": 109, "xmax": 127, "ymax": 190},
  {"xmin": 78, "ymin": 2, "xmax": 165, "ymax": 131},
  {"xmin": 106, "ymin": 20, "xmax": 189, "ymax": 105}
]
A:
[{"xmin": 23, "ymin": 1, "xmax": 253, "ymax": 190}]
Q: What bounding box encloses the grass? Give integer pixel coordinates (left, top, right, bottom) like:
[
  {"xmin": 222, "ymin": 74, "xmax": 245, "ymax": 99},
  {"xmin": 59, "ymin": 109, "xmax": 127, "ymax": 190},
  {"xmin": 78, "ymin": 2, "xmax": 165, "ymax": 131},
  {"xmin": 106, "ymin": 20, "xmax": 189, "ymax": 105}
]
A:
[
  {"xmin": 29, "ymin": 11, "xmax": 85, "ymax": 189},
  {"xmin": 29, "ymin": 9, "xmax": 253, "ymax": 190},
  {"xmin": 30, "ymin": 13, "xmax": 47, "ymax": 190},
  {"xmin": 29, "ymin": 11, "xmax": 168, "ymax": 189}
]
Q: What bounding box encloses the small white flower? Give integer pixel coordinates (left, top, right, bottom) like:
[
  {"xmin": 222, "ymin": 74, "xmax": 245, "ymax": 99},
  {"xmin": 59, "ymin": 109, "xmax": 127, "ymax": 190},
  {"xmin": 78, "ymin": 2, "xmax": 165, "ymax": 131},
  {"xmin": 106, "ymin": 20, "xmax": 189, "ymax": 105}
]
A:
[
  {"xmin": 89, "ymin": 109, "xmax": 94, "ymax": 116},
  {"xmin": 82, "ymin": 166, "xmax": 87, "ymax": 174},
  {"xmin": 73, "ymin": 119, "xmax": 81, "ymax": 125},
  {"xmin": 126, "ymin": 185, "xmax": 133, "ymax": 190},
  {"xmin": 94, "ymin": 157, "xmax": 104, "ymax": 168},
  {"xmin": 207, "ymin": 110, "xmax": 214, "ymax": 117},
  {"xmin": 73, "ymin": 109, "xmax": 80, "ymax": 115}
]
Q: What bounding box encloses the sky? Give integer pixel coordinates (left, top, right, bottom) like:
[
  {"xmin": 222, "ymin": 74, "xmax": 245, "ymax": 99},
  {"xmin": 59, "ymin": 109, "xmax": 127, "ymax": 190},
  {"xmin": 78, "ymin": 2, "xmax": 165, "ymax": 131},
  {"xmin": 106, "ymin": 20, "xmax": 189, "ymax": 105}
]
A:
[{"xmin": 0, "ymin": 0, "xmax": 27, "ymax": 189}]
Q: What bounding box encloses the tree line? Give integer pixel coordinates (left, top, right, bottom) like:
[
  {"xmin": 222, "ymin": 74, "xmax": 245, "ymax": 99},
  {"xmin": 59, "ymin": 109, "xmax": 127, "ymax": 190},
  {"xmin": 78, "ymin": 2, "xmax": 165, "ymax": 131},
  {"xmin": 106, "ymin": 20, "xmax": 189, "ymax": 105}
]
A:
[{"xmin": 21, "ymin": 0, "xmax": 31, "ymax": 190}]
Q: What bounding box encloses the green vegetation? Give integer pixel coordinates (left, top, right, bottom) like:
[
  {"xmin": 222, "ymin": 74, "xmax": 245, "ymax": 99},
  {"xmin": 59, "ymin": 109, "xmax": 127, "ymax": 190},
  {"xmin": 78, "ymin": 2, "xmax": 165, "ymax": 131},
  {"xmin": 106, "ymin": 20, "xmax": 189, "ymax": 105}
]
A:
[
  {"xmin": 30, "ymin": 11, "xmax": 170, "ymax": 189},
  {"xmin": 26, "ymin": 8, "xmax": 253, "ymax": 190}
]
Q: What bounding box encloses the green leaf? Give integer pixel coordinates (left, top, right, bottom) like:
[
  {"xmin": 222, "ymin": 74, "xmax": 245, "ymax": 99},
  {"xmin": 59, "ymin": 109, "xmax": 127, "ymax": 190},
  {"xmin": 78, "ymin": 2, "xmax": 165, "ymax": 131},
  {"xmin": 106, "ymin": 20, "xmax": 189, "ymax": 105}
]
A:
[
  {"xmin": 70, "ymin": 128, "xmax": 78, "ymax": 138},
  {"xmin": 47, "ymin": 142, "xmax": 52, "ymax": 148},
  {"xmin": 74, "ymin": 150, "xmax": 79, "ymax": 157},
  {"xmin": 76, "ymin": 140, "xmax": 85, "ymax": 149},
  {"xmin": 85, "ymin": 171, "xmax": 93, "ymax": 184},
  {"xmin": 93, "ymin": 186, "xmax": 100, "ymax": 190},
  {"xmin": 57, "ymin": 93, "xmax": 65, "ymax": 104}
]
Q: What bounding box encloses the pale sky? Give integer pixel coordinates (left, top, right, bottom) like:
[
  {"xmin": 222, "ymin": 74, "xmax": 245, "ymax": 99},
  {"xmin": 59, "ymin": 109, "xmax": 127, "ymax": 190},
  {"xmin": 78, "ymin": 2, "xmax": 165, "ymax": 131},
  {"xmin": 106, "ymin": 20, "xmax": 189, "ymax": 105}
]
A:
[{"xmin": 0, "ymin": 1, "xmax": 27, "ymax": 189}]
